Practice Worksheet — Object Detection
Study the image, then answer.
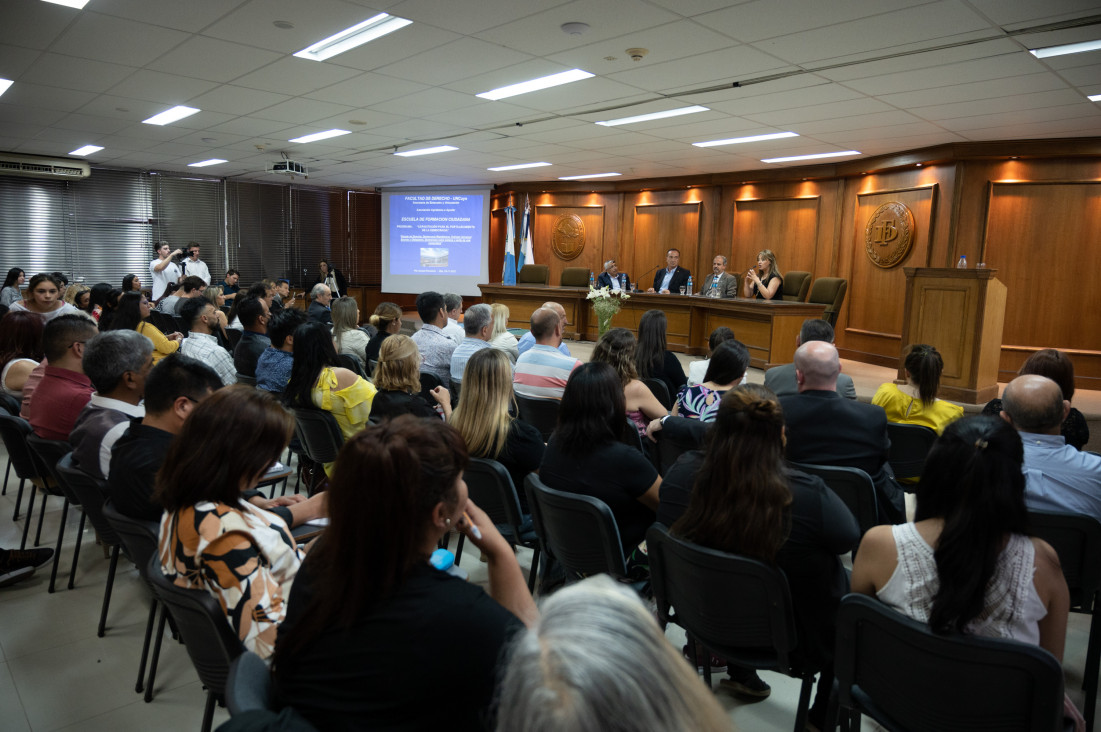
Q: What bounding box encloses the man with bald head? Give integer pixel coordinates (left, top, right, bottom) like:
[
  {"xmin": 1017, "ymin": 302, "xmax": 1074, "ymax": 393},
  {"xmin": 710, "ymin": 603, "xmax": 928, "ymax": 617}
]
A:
[
  {"xmin": 1002, "ymin": 374, "xmax": 1101, "ymax": 520},
  {"xmin": 517, "ymin": 300, "xmax": 573, "ymax": 357},
  {"xmin": 514, "ymin": 307, "xmax": 582, "ymax": 400},
  {"xmin": 779, "ymin": 341, "xmax": 904, "ymax": 523}
]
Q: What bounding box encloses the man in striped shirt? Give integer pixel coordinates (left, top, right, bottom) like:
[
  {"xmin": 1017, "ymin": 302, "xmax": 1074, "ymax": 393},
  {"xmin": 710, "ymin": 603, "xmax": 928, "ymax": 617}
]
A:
[{"xmin": 513, "ymin": 307, "xmax": 581, "ymax": 400}]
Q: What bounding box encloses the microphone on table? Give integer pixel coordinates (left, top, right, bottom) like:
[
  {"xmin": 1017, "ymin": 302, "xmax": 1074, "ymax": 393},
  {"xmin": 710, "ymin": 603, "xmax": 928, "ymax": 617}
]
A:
[{"xmin": 637, "ymin": 263, "xmax": 663, "ymax": 289}]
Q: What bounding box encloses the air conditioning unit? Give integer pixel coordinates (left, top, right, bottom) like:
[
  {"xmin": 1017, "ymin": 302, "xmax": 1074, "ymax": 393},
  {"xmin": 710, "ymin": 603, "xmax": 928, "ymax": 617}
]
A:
[
  {"xmin": 272, "ymin": 160, "xmax": 307, "ymax": 178},
  {"xmin": 0, "ymin": 152, "xmax": 91, "ymax": 180}
]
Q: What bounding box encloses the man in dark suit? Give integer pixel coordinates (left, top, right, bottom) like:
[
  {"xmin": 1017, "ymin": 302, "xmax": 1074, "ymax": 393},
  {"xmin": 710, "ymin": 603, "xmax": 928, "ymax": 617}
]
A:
[
  {"xmin": 648, "ymin": 248, "xmax": 691, "ymax": 294},
  {"xmin": 779, "ymin": 341, "xmax": 904, "ymax": 523},
  {"xmin": 595, "ymin": 259, "xmax": 631, "ymax": 291},
  {"xmin": 699, "ymin": 255, "xmax": 739, "ymax": 298},
  {"xmin": 307, "ymin": 283, "xmax": 333, "ymax": 325}
]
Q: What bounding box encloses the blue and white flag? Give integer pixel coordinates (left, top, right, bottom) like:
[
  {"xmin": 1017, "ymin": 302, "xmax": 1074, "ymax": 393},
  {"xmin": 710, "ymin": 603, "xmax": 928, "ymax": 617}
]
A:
[
  {"xmin": 518, "ymin": 194, "xmax": 534, "ymax": 271},
  {"xmin": 502, "ymin": 201, "xmax": 517, "ymax": 285}
]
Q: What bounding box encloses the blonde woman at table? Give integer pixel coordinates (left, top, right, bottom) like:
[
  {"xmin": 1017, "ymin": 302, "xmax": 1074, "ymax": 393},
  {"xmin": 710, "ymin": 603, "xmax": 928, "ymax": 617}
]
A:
[{"xmin": 742, "ymin": 249, "xmax": 783, "ymax": 300}]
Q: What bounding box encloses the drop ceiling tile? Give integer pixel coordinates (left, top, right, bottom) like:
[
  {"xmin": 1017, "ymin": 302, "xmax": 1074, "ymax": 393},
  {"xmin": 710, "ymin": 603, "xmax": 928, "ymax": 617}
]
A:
[
  {"xmin": 53, "ymin": 113, "xmax": 132, "ymax": 135},
  {"xmin": 640, "ymin": 0, "xmax": 754, "ymax": 17},
  {"xmin": 73, "ymin": 94, "xmax": 167, "ymax": 122},
  {"xmin": 89, "ymin": 0, "xmax": 250, "ymax": 33},
  {"xmin": 18, "ymin": 53, "xmax": 137, "ymax": 94},
  {"xmin": 232, "ymin": 57, "xmax": 361, "ymax": 97},
  {"xmin": 547, "ymin": 20, "xmax": 737, "ymax": 74},
  {"xmin": 446, "ymin": 59, "xmax": 589, "ymax": 97},
  {"xmin": 597, "ymin": 139, "xmax": 689, "ymax": 156},
  {"xmin": 937, "ymin": 101, "xmax": 1101, "ymax": 130},
  {"xmin": 368, "ymin": 117, "xmax": 471, "ymax": 141},
  {"xmin": 375, "ymin": 37, "xmax": 533, "ymax": 86},
  {"xmin": 813, "ymin": 120, "xmax": 951, "ymax": 143},
  {"xmin": 187, "ymin": 85, "xmax": 293, "ymax": 116},
  {"xmin": 51, "ymin": 12, "xmax": 189, "ymax": 67},
  {"xmin": 707, "ymin": 83, "xmax": 865, "ymax": 116},
  {"xmin": 878, "ymin": 72, "xmax": 1066, "ymax": 108},
  {"xmin": 841, "ymin": 53, "xmax": 1047, "ymax": 97},
  {"xmin": 910, "ymin": 88, "xmax": 1088, "ymax": 121},
  {"xmin": 0, "ymin": 44, "xmax": 43, "ymax": 79},
  {"xmin": 0, "ymin": 83, "xmax": 96, "ymax": 113},
  {"xmin": 792, "ymin": 110, "xmax": 927, "ymax": 134},
  {"xmin": 664, "ymin": 118, "xmax": 781, "ymax": 141},
  {"xmin": 1, "ymin": 2, "xmax": 82, "ymax": 51},
  {"xmin": 252, "ymin": 98, "xmax": 357, "ymax": 125},
  {"xmin": 968, "ymin": 0, "xmax": 1101, "ymax": 28},
  {"xmin": 956, "ymin": 115, "xmax": 1101, "ymax": 140},
  {"xmin": 423, "ymin": 101, "xmax": 541, "ymax": 128},
  {"xmin": 147, "ymin": 36, "xmax": 283, "ymax": 85},
  {"xmin": 304, "ymin": 72, "xmax": 430, "ymax": 107},
  {"xmin": 106, "ymin": 70, "xmax": 220, "ymax": 105},
  {"xmin": 698, "ymin": 0, "xmax": 923, "ymax": 43},
  {"xmin": 370, "ymin": 87, "xmax": 481, "ymax": 118},
  {"xmin": 490, "ymin": 81, "xmax": 651, "ymax": 116},
  {"xmin": 745, "ymin": 97, "xmax": 894, "ymax": 126},
  {"xmin": 817, "ymin": 38, "xmax": 1024, "ymax": 82},
  {"xmin": 202, "ymin": 0, "xmax": 385, "ymax": 54},
  {"xmin": 1059, "ymin": 64, "xmax": 1101, "ymax": 88},
  {"xmin": 607, "ymin": 45, "xmax": 794, "ymax": 93},
  {"xmin": 324, "ymin": 25, "xmax": 463, "ymax": 74},
  {"xmin": 205, "ymin": 116, "xmax": 298, "ymax": 137}
]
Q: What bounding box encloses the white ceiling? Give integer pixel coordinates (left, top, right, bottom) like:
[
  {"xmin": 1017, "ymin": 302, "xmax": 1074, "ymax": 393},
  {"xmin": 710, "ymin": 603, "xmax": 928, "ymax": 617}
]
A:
[{"xmin": 1, "ymin": 0, "xmax": 1099, "ymax": 188}]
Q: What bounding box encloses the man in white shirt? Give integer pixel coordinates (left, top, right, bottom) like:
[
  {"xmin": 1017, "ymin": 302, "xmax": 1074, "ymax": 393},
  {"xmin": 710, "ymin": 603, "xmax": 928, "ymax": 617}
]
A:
[
  {"xmin": 180, "ymin": 242, "xmax": 211, "ymax": 285},
  {"xmin": 442, "ymin": 293, "xmax": 465, "ymax": 345},
  {"xmin": 178, "ymin": 297, "xmax": 237, "ymax": 386},
  {"xmin": 149, "ymin": 241, "xmax": 182, "ymax": 301},
  {"xmin": 412, "ymin": 291, "xmax": 457, "ymax": 384}
]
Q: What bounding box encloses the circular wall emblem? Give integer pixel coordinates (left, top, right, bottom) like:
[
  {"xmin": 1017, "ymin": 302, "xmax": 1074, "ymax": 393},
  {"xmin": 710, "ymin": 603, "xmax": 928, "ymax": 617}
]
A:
[
  {"xmin": 864, "ymin": 201, "xmax": 915, "ymax": 268},
  {"xmin": 551, "ymin": 214, "xmax": 585, "ymax": 261}
]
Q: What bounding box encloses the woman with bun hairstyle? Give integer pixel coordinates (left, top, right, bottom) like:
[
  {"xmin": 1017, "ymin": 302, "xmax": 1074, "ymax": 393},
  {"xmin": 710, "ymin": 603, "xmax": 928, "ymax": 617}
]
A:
[{"xmin": 364, "ymin": 301, "xmax": 402, "ymax": 364}]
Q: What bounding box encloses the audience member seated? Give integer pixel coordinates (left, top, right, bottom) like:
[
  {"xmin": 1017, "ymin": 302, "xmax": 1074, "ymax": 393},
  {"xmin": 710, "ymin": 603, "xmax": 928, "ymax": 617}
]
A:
[
  {"xmin": 370, "ymin": 335, "xmax": 450, "ymax": 420},
  {"xmin": 591, "ymin": 328, "xmax": 667, "ymax": 437},
  {"xmin": 178, "ymin": 297, "xmax": 236, "ymax": 386},
  {"xmin": 122, "ymin": 273, "xmax": 142, "ymax": 293},
  {"xmin": 270, "ymin": 278, "xmax": 294, "ymax": 313},
  {"xmin": 256, "ymin": 309, "xmax": 307, "ymax": 394},
  {"xmin": 26, "ymin": 314, "xmax": 97, "ymax": 440},
  {"xmin": 673, "ymin": 340, "xmax": 749, "ymax": 422},
  {"xmin": 365, "ymin": 301, "xmax": 402, "ymax": 364},
  {"xmin": 516, "ymin": 301, "xmax": 572, "ymax": 358},
  {"xmin": 852, "ymin": 415, "xmax": 1083, "ymax": 728},
  {"xmin": 635, "ymin": 309, "xmax": 687, "ymax": 399},
  {"xmin": 0, "ymin": 267, "xmax": 23, "ymax": 308},
  {"xmin": 487, "ymin": 303, "xmax": 519, "ymax": 365},
  {"xmin": 226, "ymin": 282, "xmax": 271, "ymax": 331},
  {"xmin": 687, "ymin": 326, "xmax": 737, "ymax": 387},
  {"xmin": 157, "ymin": 386, "xmax": 323, "ymax": 660},
  {"xmin": 273, "ymin": 416, "xmax": 536, "ymax": 730},
  {"xmin": 107, "ymin": 291, "xmax": 180, "ymax": 363},
  {"xmin": 164, "ymin": 275, "xmax": 206, "ymax": 316},
  {"xmin": 410, "ymin": 290, "xmax": 456, "ymax": 384},
  {"xmin": 307, "ymin": 283, "xmax": 333, "ymax": 325},
  {"xmin": 539, "ymin": 363, "xmax": 660, "ymax": 559},
  {"xmin": 442, "ymin": 292, "xmax": 465, "ymax": 345},
  {"xmin": 220, "ymin": 269, "xmax": 240, "ymax": 302},
  {"xmin": 232, "ymin": 296, "xmax": 271, "ymax": 377},
  {"xmin": 9, "ymin": 273, "xmax": 80, "ymax": 322},
  {"xmin": 1001, "ymin": 374, "xmax": 1101, "ymax": 522},
  {"xmin": 983, "ymin": 348, "xmax": 1090, "ymax": 450},
  {"xmin": 284, "ymin": 323, "xmax": 376, "ymax": 470},
  {"xmin": 764, "ymin": 319, "xmax": 856, "ymax": 399},
  {"xmin": 496, "ymin": 575, "xmax": 730, "ymax": 732},
  {"xmin": 449, "ymin": 303, "xmax": 493, "ymax": 388},
  {"xmin": 155, "ymin": 282, "xmax": 181, "ymax": 314},
  {"xmin": 780, "ymin": 341, "xmax": 904, "ymax": 523},
  {"xmin": 513, "ymin": 307, "xmax": 581, "ymax": 401},
  {"xmin": 70, "ymin": 331, "xmax": 151, "ymax": 479},
  {"xmin": 872, "ymin": 344, "xmax": 962, "ymax": 434},
  {"xmin": 0, "ymin": 311, "xmax": 44, "ymax": 400},
  {"xmin": 331, "ymin": 297, "xmax": 369, "ymax": 366},
  {"xmin": 452, "ymin": 348, "xmax": 543, "ymax": 504},
  {"xmin": 87, "ymin": 282, "xmax": 112, "ymax": 323},
  {"xmin": 661, "ymin": 385, "xmax": 859, "ymax": 722}
]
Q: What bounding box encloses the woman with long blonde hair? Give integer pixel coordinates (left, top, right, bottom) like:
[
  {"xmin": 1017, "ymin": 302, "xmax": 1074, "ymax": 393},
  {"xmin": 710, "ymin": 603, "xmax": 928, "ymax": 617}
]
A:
[
  {"xmin": 371, "ymin": 334, "xmax": 451, "ymax": 420},
  {"xmin": 331, "ymin": 297, "xmax": 369, "ymax": 365},
  {"xmin": 487, "ymin": 302, "xmax": 519, "ymax": 364}
]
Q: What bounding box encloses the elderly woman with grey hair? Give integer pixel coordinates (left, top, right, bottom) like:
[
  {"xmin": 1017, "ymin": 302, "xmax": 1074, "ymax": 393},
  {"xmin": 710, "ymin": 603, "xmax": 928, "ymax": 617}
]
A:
[{"xmin": 495, "ymin": 575, "xmax": 732, "ymax": 732}]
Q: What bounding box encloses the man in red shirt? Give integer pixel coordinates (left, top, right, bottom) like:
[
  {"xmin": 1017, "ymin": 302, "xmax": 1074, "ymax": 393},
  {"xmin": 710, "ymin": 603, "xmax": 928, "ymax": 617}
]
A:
[{"xmin": 26, "ymin": 314, "xmax": 97, "ymax": 440}]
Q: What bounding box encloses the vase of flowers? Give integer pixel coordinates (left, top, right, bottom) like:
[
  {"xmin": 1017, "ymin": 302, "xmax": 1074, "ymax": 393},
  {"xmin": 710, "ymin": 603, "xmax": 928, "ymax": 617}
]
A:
[{"xmin": 588, "ymin": 285, "xmax": 630, "ymax": 337}]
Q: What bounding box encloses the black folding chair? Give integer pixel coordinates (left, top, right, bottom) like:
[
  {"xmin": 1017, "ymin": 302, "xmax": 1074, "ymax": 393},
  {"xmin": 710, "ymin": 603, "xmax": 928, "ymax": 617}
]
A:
[
  {"xmin": 886, "ymin": 423, "xmax": 937, "ymax": 484},
  {"xmin": 464, "ymin": 458, "xmax": 540, "ymax": 592},
  {"xmin": 26, "ymin": 434, "xmax": 81, "ymax": 592},
  {"xmin": 225, "ymin": 651, "xmax": 273, "ymax": 716},
  {"xmin": 642, "ymin": 377, "xmax": 672, "ymax": 410},
  {"xmin": 0, "ymin": 412, "xmax": 40, "ymax": 527},
  {"xmin": 515, "ymin": 393, "xmax": 559, "ymax": 442},
  {"xmin": 788, "ymin": 462, "xmax": 879, "ymax": 540}
]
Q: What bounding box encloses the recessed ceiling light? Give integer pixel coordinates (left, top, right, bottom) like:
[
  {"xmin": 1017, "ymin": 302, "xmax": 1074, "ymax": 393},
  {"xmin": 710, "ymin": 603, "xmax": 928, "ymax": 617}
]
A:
[
  {"xmin": 1029, "ymin": 39, "xmax": 1101, "ymax": 59},
  {"xmin": 596, "ymin": 106, "xmax": 709, "ymax": 126},
  {"xmin": 487, "ymin": 162, "xmax": 552, "ymax": 172},
  {"xmin": 294, "ymin": 14, "xmax": 412, "ymax": 62},
  {"xmin": 0, "ymin": 78, "xmax": 12, "ymax": 99},
  {"xmin": 41, "ymin": 0, "xmax": 90, "ymax": 8},
  {"xmin": 477, "ymin": 69, "xmax": 594, "ymax": 101},
  {"xmin": 69, "ymin": 145, "xmax": 103, "ymax": 156},
  {"xmin": 289, "ymin": 129, "xmax": 351, "ymax": 144},
  {"xmin": 1089, "ymin": 93, "xmax": 1101, "ymax": 102},
  {"xmin": 693, "ymin": 131, "xmax": 799, "ymax": 148},
  {"xmin": 142, "ymin": 106, "xmax": 200, "ymax": 126},
  {"xmin": 762, "ymin": 150, "xmax": 860, "ymax": 164},
  {"xmin": 394, "ymin": 145, "xmax": 458, "ymax": 157},
  {"xmin": 558, "ymin": 172, "xmax": 621, "ymax": 180},
  {"xmin": 188, "ymin": 159, "xmax": 227, "ymax": 168}
]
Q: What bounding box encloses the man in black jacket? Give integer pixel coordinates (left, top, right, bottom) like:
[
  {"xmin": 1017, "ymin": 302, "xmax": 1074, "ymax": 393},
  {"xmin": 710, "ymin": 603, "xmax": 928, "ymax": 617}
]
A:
[{"xmin": 648, "ymin": 248, "xmax": 691, "ymax": 294}]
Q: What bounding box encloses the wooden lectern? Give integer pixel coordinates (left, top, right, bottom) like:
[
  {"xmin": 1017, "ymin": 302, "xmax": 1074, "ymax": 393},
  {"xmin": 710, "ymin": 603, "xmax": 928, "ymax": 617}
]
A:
[{"xmin": 899, "ymin": 267, "xmax": 1007, "ymax": 404}]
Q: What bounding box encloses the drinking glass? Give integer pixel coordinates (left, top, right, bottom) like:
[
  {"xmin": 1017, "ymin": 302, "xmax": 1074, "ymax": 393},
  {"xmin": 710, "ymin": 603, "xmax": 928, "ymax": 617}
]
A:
[{"xmin": 679, "ymin": 286, "xmax": 686, "ymax": 295}]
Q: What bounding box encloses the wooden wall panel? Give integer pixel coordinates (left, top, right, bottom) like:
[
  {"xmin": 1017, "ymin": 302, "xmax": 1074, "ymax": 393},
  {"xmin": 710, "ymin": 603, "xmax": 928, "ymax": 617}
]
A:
[
  {"xmin": 732, "ymin": 197, "xmax": 820, "ymax": 279},
  {"xmin": 630, "ymin": 202, "xmax": 701, "ymax": 290},
  {"xmin": 532, "ymin": 205, "xmax": 606, "ymax": 286}
]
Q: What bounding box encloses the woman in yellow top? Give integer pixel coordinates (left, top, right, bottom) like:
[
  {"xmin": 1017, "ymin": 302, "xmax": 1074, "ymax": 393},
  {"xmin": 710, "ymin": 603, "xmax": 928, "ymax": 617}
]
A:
[
  {"xmin": 873, "ymin": 344, "xmax": 963, "ymax": 435},
  {"xmin": 107, "ymin": 291, "xmax": 181, "ymax": 363},
  {"xmin": 284, "ymin": 322, "xmax": 376, "ymax": 474}
]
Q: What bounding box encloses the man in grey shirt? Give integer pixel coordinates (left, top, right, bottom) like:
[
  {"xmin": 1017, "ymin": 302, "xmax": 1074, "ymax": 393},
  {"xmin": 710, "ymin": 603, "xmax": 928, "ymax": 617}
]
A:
[{"xmin": 764, "ymin": 319, "xmax": 856, "ymax": 399}]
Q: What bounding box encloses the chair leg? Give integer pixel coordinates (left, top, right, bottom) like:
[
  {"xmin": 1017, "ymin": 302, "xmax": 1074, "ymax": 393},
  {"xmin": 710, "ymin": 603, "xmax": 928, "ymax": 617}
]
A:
[
  {"xmin": 136, "ymin": 599, "xmax": 157, "ymax": 693},
  {"xmin": 19, "ymin": 482, "xmax": 35, "ymax": 549},
  {"xmin": 2, "ymin": 457, "xmax": 10, "ymax": 495},
  {"xmin": 201, "ymin": 690, "xmax": 217, "ymax": 732},
  {"xmin": 145, "ymin": 604, "xmax": 168, "ymax": 703},
  {"xmin": 1083, "ymin": 608, "xmax": 1100, "ymax": 732},
  {"xmin": 12, "ymin": 476, "xmax": 25, "ymax": 521},
  {"xmin": 34, "ymin": 490, "xmax": 49, "ymax": 547},
  {"xmin": 97, "ymin": 545, "xmax": 120, "ymax": 637},
  {"xmin": 47, "ymin": 499, "xmax": 69, "ymax": 593},
  {"xmin": 792, "ymin": 675, "xmax": 814, "ymax": 732},
  {"xmin": 67, "ymin": 510, "xmax": 87, "ymax": 590},
  {"xmin": 454, "ymin": 533, "xmax": 465, "ymax": 566},
  {"xmin": 527, "ymin": 547, "xmax": 541, "ymax": 593}
]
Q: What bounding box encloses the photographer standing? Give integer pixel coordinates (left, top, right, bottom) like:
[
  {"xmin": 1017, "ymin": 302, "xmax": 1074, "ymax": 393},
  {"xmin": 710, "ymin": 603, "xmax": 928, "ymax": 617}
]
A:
[
  {"xmin": 181, "ymin": 242, "xmax": 211, "ymax": 285},
  {"xmin": 149, "ymin": 241, "xmax": 182, "ymax": 302}
]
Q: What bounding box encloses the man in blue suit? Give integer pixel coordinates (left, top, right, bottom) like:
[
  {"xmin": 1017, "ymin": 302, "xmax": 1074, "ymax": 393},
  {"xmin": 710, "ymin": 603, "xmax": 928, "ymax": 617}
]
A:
[
  {"xmin": 648, "ymin": 248, "xmax": 691, "ymax": 294},
  {"xmin": 595, "ymin": 259, "xmax": 631, "ymax": 291}
]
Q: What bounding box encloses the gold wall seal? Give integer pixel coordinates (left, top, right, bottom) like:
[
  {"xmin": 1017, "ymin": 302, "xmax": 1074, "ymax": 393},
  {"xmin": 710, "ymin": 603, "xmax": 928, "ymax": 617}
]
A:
[
  {"xmin": 864, "ymin": 201, "xmax": 915, "ymax": 268},
  {"xmin": 551, "ymin": 214, "xmax": 585, "ymax": 261}
]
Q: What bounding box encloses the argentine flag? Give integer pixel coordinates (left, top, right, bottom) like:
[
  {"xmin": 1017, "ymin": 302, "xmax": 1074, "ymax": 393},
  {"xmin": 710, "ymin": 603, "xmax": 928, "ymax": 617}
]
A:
[
  {"xmin": 518, "ymin": 194, "xmax": 535, "ymax": 271},
  {"xmin": 502, "ymin": 202, "xmax": 517, "ymax": 285}
]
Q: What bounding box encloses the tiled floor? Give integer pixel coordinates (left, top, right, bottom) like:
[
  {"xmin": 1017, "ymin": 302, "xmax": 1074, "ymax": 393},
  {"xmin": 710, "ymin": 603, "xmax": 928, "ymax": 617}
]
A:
[{"xmin": 0, "ymin": 341, "xmax": 1096, "ymax": 730}]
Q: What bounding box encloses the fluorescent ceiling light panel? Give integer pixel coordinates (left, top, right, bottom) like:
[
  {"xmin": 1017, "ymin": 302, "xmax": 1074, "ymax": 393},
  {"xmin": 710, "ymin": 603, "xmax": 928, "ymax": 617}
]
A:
[
  {"xmin": 188, "ymin": 159, "xmax": 227, "ymax": 168},
  {"xmin": 596, "ymin": 106, "xmax": 709, "ymax": 126},
  {"xmin": 693, "ymin": 131, "xmax": 799, "ymax": 147},
  {"xmin": 41, "ymin": 0, "xmax": 90, "ymax": 8},
  {"xmin": 477, "ymin": 69, "xmax": 594, "ymax": 101},
  {"xmin": 1029, "ymin": 39, "xmax": 1101, "ymax": 59},
  {"xmin": 487, "ymin": 162, "xmax": 551, "ymax": 172},
  {"xmin": 558, "ymin": 172, "xmax": 621, "ymax": 180},
  {"xmin": 69, "ymin": 145, "xmax": 103, "ymax": 156},
  {"xmin": 289, "ymin": 129, "xmax": 351, "ymax": 144},
  {"xmin": 394, "ymin": 145, "xmax": 458, "ymax": 157},
  {"xmin": 294, "ymin": 13, "xmax": 413, "ymax": 62},
  {"xmin": 0, "ymin": 78, "xmax": 12, "ymax": 99},
  {"xmin": 762, "ymin": 150, "xmax": 860, "ymax": 164},
  {"xmin": 142, "ymin": 106, "xmax": 200, "ymax": 125},
  {"xmin": 1089, "ymin": 94, "xmax": 1101, "ymax": 102}
]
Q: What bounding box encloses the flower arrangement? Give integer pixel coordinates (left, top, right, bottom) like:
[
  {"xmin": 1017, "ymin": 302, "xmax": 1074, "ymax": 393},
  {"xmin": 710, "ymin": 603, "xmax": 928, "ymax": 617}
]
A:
[{"xmin": 587, "ymin": 285, "xmax": 630, "ymax": 337}]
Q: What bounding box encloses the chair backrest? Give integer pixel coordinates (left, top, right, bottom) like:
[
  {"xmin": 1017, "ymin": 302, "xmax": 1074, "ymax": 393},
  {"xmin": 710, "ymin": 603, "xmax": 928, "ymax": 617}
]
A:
[
  {"xmin": 25, "ymin": 433, "xmax": 73, "ymax": 499},
  {"xmin": 559, "ymin": 267, "xmax": 590, "ymax": 287},
  {"xmin": 55, "ymin": 453, "xmax": 119, "ymax": 545},
  {"xmin": 807, "ymin": 277, "xmax": 848, "ymax": 326},
  {"xmin": 831, "ymin": 593, "xmax": 1065, "ymax": 732},
  {"xmin": 886, "ymin": 422, "xmax": 937, "ymax": 481},
  {"xmin": 515, "ymin": 393, "xmax": 560, "ymax": 442},
  {"xmin": 0, "ymin": 391, "xmax": 21, "ymax": 415},
  {"xmin": 0, "ymin": 412, "xmax": 39, "ymax": 481},
  {"xmin": 292, "ymin": 408, "xmax": 345, "ymax": 465},
  {"xmin": 464, "ymin": 458, "xmax": 525, "ymax": 539},
  {"xmin": 1028, "ymin": 510, "xmax": 1101, "ymax": 613},
  {"xmin": 102, "ymin": 499, "xmax": 161, "ymax": 578},
  {"xmin": 225, "ymin": 328, "xmax": 243, "ymax": 351},
  {"xmin": 647, "ymin": 523, "xmax": 800, "ymax": 671},
  {"xmin": 418, "ymin": 371, "xmax": 441, "ymax": 403},
  {"xmin": 225, "ymin": 651, "xmax": 273, "ymax": 716},
  {"xmin": 656, "ymin": 429, "xmax": 703, "ymax": 475},
  {"xmin": 517, "ymin": 264, "xmax": 549, "ymax": 285},
  {"xmin": 525, "ymin": 474, "xmax": 627, "ymax": 580},
  {"xmin": 641, "ymin": 377, "xmax": 672, "ymax": 410},
  {"xmin": 789, "ymin": 462, "xmax": 878, "ymax": 536},
  {"xmin": 235, "ymin": 373, "xmax": 257, "ymax": 387},
  {"xmin": 145, "ymin": 555, "xmax": 244, "ymax": 695},
  {"xmin": 782, "ymin": 271, "xmax": 812, "ymax": 302},
  {"xmin": 621, "ymin": 417, "xmax": 644, "ymax": 454}
]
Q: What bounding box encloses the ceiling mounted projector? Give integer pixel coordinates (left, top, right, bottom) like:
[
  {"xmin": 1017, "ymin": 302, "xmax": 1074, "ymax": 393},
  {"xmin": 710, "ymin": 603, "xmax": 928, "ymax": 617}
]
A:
[{"xmin": 272, "ymin": 160, "xmax": 307, "ymax": 179}]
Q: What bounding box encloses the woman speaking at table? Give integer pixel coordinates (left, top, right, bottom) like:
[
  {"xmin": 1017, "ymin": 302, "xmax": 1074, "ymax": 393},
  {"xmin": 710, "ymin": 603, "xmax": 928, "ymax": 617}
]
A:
[{"xmin": 742, "ymin": 249, "xmax": 783, "ymax": 300}]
